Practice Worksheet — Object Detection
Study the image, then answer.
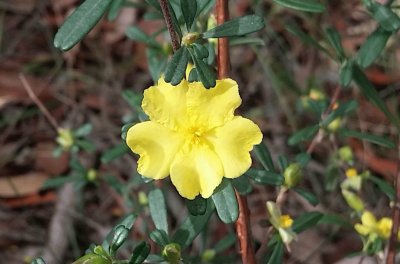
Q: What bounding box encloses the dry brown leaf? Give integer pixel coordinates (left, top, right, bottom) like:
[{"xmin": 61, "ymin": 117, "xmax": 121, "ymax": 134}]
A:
[{"xmin": 0, "ymin": 172, "xmax": 49, "ymax": 198}]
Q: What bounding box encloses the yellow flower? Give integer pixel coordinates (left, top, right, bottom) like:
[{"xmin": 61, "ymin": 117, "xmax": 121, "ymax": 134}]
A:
[
  {"xmin": 279, "ymin": 215, "xmax": 294, "ymax": 229},
  {"xmin": 355, "ymin": 211, "xmax": 393, "ymax": 240},
  {"xmin": 345, "ymin": 168, "xmax": 358, "ymax": 178},
  {"xmin": 126, "ymin": 78, "xmax": 263, "ymax": 199},
  {"xmin": 266, "ymin": 201, "xmax": 297, "ymax": 244},
  {"xmin": 56, "ymin": 128, "xmax": 74, "ymax": 150}
]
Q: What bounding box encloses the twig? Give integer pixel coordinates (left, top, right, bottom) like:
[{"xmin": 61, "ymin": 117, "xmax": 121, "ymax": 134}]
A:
[
  {"xmin": 216, "ymin": 0, "xmax": 230, "ymax": 79},
  {"xmin": 386, "ymin": 135, "xmax": 400, "ymax": 264},
  {"xmin": 214, "ymin": 0, "xmax": 256, "ymax": 262},
  {"xmin": 19, "ymin": 73, "xmax": 59, "ymax": 131},
  {"xmin": 159, "ymin": 0, "xmax": 180, "ymax": 52}
]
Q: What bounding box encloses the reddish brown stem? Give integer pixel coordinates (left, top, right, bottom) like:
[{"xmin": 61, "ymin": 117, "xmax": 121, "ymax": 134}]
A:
[
  {"xmin": 159, "ymin": 0, "xmax": 180, "ymax": 52},
  {"xmin": 386, "ymin": 137, "xmax": 400, "ymax": 264},
  {"xmin": 215, "ymin": 0, "xmax": 255, "ymax": 263},
  {"xmin": 216, "ymin": 0, "xmax": 230, "ymax": 79}
]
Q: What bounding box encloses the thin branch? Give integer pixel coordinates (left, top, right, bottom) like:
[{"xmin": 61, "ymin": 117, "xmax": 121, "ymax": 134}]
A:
[
  {"xmin": 159, "ymin": 0, "xmax": 180, "ymax": 52},
  {"xmin": 19, "ymin": 73, "xmax": 59, "ymax": 131},
  {"xmin": 216, "ymin": 0, "xmax": 230, "ymax": 79},
  {"xmin": 386, "ymin": 135, "xmax": 400, "ymax": 264}
]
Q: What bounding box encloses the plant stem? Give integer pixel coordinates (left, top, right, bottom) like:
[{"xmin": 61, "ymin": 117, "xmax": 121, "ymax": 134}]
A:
[
  {"xmin": 386, "ymin": 135, "xmax": 400, "ymax": 264},
  {"xmin": 159, "ymin": 0, "xmax": 180, "ymax": 52},
  {"xmin": 215, "ymin": 0, "xmax": 255, "ymax": 263}
]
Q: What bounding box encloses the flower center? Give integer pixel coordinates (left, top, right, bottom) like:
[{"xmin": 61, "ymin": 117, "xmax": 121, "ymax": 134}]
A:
[
  {"xmin": 279, "ymin": 215, "xmax": 293, "ymax": 229},
  {"xmin": 186, "ymin": 126, "xmax": 205, "ymax": 145}
]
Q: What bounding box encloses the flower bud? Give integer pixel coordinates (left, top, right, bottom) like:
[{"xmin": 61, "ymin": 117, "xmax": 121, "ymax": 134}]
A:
[
  {"xmin": 86, "ymin": 169, "xmax": 97, "ymax": 182},
  {"xmin": 342, "ymin": 189, "xmax": 364, "ymax": 212},
  {"xmin": 138, "ymin": 191, "xmax": 148, "ymax": 205},
  {"xmin": 284, "ymin": 163, "xmax": 303, "ymax": 188},
  {"xmin": 162, "ymin": 243, "xmax": 181, "ymax": 264},
  {"xmin": 326, "ymin": 117, "xmax": 342, "ymax": 132},
  {"xmin": 201, "ymin": 249, "xmax": 216, "ymax": 262},
  {"xmin": 338, "ymin": 146, "xmax": 353, "ymax": 162},
  {"xmin": 56, "ymin": 128, "xmax": 74, "ymax": 150}
]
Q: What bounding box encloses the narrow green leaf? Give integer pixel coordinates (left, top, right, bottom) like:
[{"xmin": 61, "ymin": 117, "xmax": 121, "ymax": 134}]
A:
[
  {"xmin": 357, "ymin": 27, "xmax": 391, "ymax": 68},
  {"xmin": 292, "ymin": 211, "xmax": 323, "ymax": 233},
  {"xmin": 214, "ymin": 233, "xmax": 236, "ymax": 253},
  {"xmin": 192, "ymin": 43, "xmax": 209, "ymax": 59},
  {"xmin": 369, "ymin": 175, "xmax": 395, "ymax": 200},
  {"xmin": 211, "ymin": 179, "xmax": 239, "ymax": 223},
  {"xmin": 295, "ymin": 153, "xmax": 311, "ymax": 167},
  {"xmin": 267, "ymin": 240, "xmax": 284, "ymax": 264},
  {"xmin": 74, "ymin": 123, "xmax": 93, "ymax": 137},
  {"xmin": 202, "ymin": 15, "xmax": 265, "ymax": 38},
  {"xmin": 186, "ymin": 196, "xmax": 207, "ymax": 216},
  {"xmin": 339, "ymin": 129, "xmax": 395, "ymax": 148},
  {"xmin": 189, "ymin": 48, "xmax": 216, "ymax": 88},
  {"xmin": 188, "ymin": 68, "xmax": 199, "ymax": 82},
  {"xmin": 101, "ymin": 143, "xmax": 130, "ymax": 163},
  {"xmin": 339, "ymin": 60, "xmax": 353, "ymax": 87},
  {"xmin": 273, "ymin": 0, "xmax": 326, "ymax": 13},
  {"xmin": 278, "ymin": 155, "xmax": 289, "ymax": 171},
  {"xmin": 31, "ymin": 258, "xmax": 46, "ymax": 264},
  {"xmin": 164, "ymin": 47, "xmax": 189, "ymax": 85},
  {"xmin": 180, "ymin": 0, "xmax": 197, "ymax": 31},
  {"xmin": 75, "ymin": 139, "xmax": 96, "ymax": 152},
  {"xmin": 119, "ymin": 214, "xmax": 137, "ymax": 230},
  {"xmin": 325, "ymin": 27, "xmax": 345, "ymax": 60},
  {"xmin": 285, "ymin": 24, "xmax": 329, "ymax": 54},
  {"xmin": 54, "ymin": 0, "xmax": 113, "ymax": 51},
  {"xmin": 352, "ymin": 65, "xmax": 400, "ymax": 128},
  {"xmin": 254, "ymin": 142, "xmax": 275, "ymax": 171},
  {"xmin": 172, "ymin": 199, "xmax": 215, "ymax": 249},
  {"xmin": 321, "ymin": 100, "xmax": 358, "ymax": 127},
  {"xmin": 231, "ymin": 176, "xmax": 253, "ymax": 195},
  {"xmin": 110, "ymin": 226, "xmax": 129, "ymax": 255},
  {"xmin": 229, "ymin": 37, "xmax": 265, "ymax": 46},
  {"xmin": 288, "ymin": 125, "xmax": 319, "ymax": 146},
  {"xmin": 145, "ymin": 0, "xmax": 162, "ymax": 12},
  {"xmin": 129, "ymin": 242, "xmax": 151, "ymax": 264},
  {"xmin": 149, "ymin": 229, "xmax": 169, "ymax": 247},
  {"xmin": 148, "ymin": 189, "xmax": 169, "ymax": 234},
  {"xmin": 125, "ymin": 26, "xmax": 160, "ymax": 48},
  {"xmin": 246, "ymin": 168, "xmax": 284, "ymax": 186},
  {"xmin": 121, "ymin": 123, "xmax": 134, "ymax": 141},
  {"xmin": 318, "ymin": 214, "xmax": 352, "ymax": 228},
  {"xmin": 108, "ymin": 0, "xmax": 124, "ymax": 21},
  {"xmin": 370, "ymin": 3, "xmax": 400, "ymax": 32},
  {"xmin": 294, "ymin": 188, "xmax": 319, "ymax": 206},
  {"xmin": 42, "ymin": 175, "xmax": 80, "ymax": 190}
]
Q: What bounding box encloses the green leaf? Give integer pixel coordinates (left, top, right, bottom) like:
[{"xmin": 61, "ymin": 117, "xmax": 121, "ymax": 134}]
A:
[
  {"xmin": 180, "ymin": 0, "xmax": 197, "ymax": 31},
  {"xmin": 231, "ymin": 176, "xmax": 253, "ymax": 195},
  {"xmin": 110, "ymin": 226, "xmax": 129, "ymax": 255},
  {"xmin": 121, "ymin": 123, "xmax": 134, "ymax": 141},
  {"xmin": 352, "ymin": 65, "xmax": 400, "ymax": 128},
  {"xmin": 211, "ymin": 179, "xmax": 239, "ymax": 223},
  {"xmin": 319, "ymin": 214, "xmax": 352, "ymax": 228},
  {"xmin": 119, "ymin": 214, "xmax": 137, "ymax": 230},
  {"xmin": 129, "ymin": 242, "xmax": 151, "ymax": 264},
  {"xmin": 74, "ymin": 123, "xmax": 93, "ymax": 137},
  {"xmin": 70, "ymin": 157, "xmax": 86, "ymax": 173},
  {"xmin": 292, "ymin": 211, "xmax": 323, "ymax": 233},
  {"xmin": 75, "ymin": 139, "xmax": 96, "ymax": 152},
  {"xmin": 370, "ymin": 3, "xmax": 400, "ymax": 32},
  {"xmin": 278, "ymin": 155, "xmax": 289, "ymax": 172},
  {"xmin": 285, "ymin": 24, "xmax": 329, "ymax": 54},
  {"xmin": 150, "ymin": 229, "xmax": 169, "ymax": 247},
  {"xmin": 229, "ymin": 37, "xmax": 265, "ymax": 46},
  {"xmin": 72, "ymin": 253, "xmax": 111, "ymax": 264},
  {"xmin": 325, "ymin": 27, "xmax": 345, "ymax": 61},
  {"xmin": 267, "ymin": 240, "xmax": 284, "ymax": 264},
  {"xmin": 148, "ymin": 189, "xmax": 169, "ymax": 234},
  {"xmin": 101, "ymin": 143, "xmax": 130, "ymax": 163},
  {"xmin": 189, "ymin": 48, "xmax": 216, "ymax": 88},
  {"xmin": 147, "ymin": 48, "xmax": 168, "ymax": 82},
  {"xmin": 273, "ymin": 0, "xmax": 326, "ymax": 13},
  {"xmin": 202, "ymin": 15, "xmax": 265, "ymax": 38},
  {"xmin": 42, "ymin": 175, "xmax": 80, "ymax": 190},
  {"xmin": 369, "ymin": 175, "xmax": 395, "ymax": 200},
  {"xmin": 214, "ymin": 233, "xmax": 236, "ymax": 253},
  {"xmin": 186, "ymin": 196, "xmax": 207, "ymax": 216},
  {"xmin": 164, "ymin": 47, "xmax": 189, "ymax": 85},
  {"xmin": 339, "ymin": 60, "xmax": 353, "ymax": 87},
  {"xmin": 254, "ymin": 143, "xmax": 275, "ymax": 171},
  {"xmin": 31, "ymin": 257, "xmax": 46, "ymax": 264},
  {"xmin": 145, "ymin": 0, "xmax": 162, "ymax": 12},
  {"xmin": 246, "ymin": 168, "xmax": 284, "ymax": 186},
  {"xmin": 108, "ymin": 0, "xmax": 124, "ymax": 21},
  {"xmin": 192, "ymin": 43, "xmax": 209, "ymax": 59},
  {"xmin": 125, "ymin": 26, "xmax": 161, "ymax": 48},
  {"xmin": 172, "ymin": 199, "xmax": 214, "ymax": 249},
  {"xmin": 321, "ymin": 100, "xmax": 358, "ymax": 127},
  {"xmin": 288, "ymin": 125, "xmax": 319, "ymax": 146},
  {"xmin": 356, "ymin": 27, "xmax": 391, "ymax": 68},
  {"xmin": 339, "ymin": 129, "xmax": 395, "ymax": 148},
  {"xmin": 294, "ymin": 188, "xmax": 319, "ymax": 206},
  {"xmin": 54, "ymin": 0, "xmax": 113, "ymax": 51},
  {"xmin": 295, "ymin": 153, "xmax": 311, "ymax": 167}
]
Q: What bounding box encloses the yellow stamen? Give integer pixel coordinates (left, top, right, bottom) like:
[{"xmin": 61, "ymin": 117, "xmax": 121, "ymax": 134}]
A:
[
  {"xmin": 279, "ymin": 215, "xmax": 293, "ymax": 229},
  {"xmin": 345, "ymin": 168, "xmax": 358, "ymax": 178}
]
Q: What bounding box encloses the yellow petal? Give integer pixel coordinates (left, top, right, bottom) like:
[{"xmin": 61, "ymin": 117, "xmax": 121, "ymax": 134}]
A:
[
  {"xmin": 142, "ymin": 78, "xmax": 188, "ymax": 130},
  {"xmin": 361, "ymin": 211, "xmax": 377, "ymax": 226},
  {"xmin": 186, "ymin": 79, "xmax": 241, "ymax": 129},
  {"xmin": 377, "ymin": 218, "xmax": 392, "ymax": 239},
  {"xmin": 266, "ymin": 201, "xmax": 281, "ymax": 229},
  {"xmin": 354, "ymin": 223, "xmax": 371, "ymax": 236},
  {"xmin": 170, "ymin": 144, "xmax": 224, "ymax": 200},
  {"xmin": 207, "ymin": 116, "xmax": 262, "ymax": 178},
  {"xmin": 126, "ymin": 121, "xmax": 184, "ymax": 179}
]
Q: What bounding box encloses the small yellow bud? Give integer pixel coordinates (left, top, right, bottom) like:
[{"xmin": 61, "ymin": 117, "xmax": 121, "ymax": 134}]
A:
[
  {"xmin": 309, "ymin": 89, "xmax": 326, "ymax": 101},
  {"xmin": 279, "ymin": 215, "xmax": 293, "ymax": 229},
  {"xmin": 284, "ymin": 163, "xmax": 303, "ymax": 188},
  {"xmin": 86, "ymin": 169, "xmax": 97, "ymax": 182},
  {"xmin": 345, "ymin": 168, "xmax": 358, "ymax": 178},
  {"xmin": 138, "ymin": 191, "xmax": 148, "ymax": 205},
  {"xmin": 162, "ymin": 243, "xmax": 181, "ymax": 264},
  {"xmin": 338, "ymin": 146, "xmax": 353, "ymax": 162},
  {"xmin": 182, "ymin": 32, "xmax": 200, "ymax": 46},
  {"xmin": 201, "ymin": 249, "xmax": 216, "ymax": 262},
  {"xmin": 56, "ymin": 128, "xmax": 74, "ymax": 150},
  {"xmin": 326, "ymin": 118, "xmax": 341, "ymax": 132}
]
